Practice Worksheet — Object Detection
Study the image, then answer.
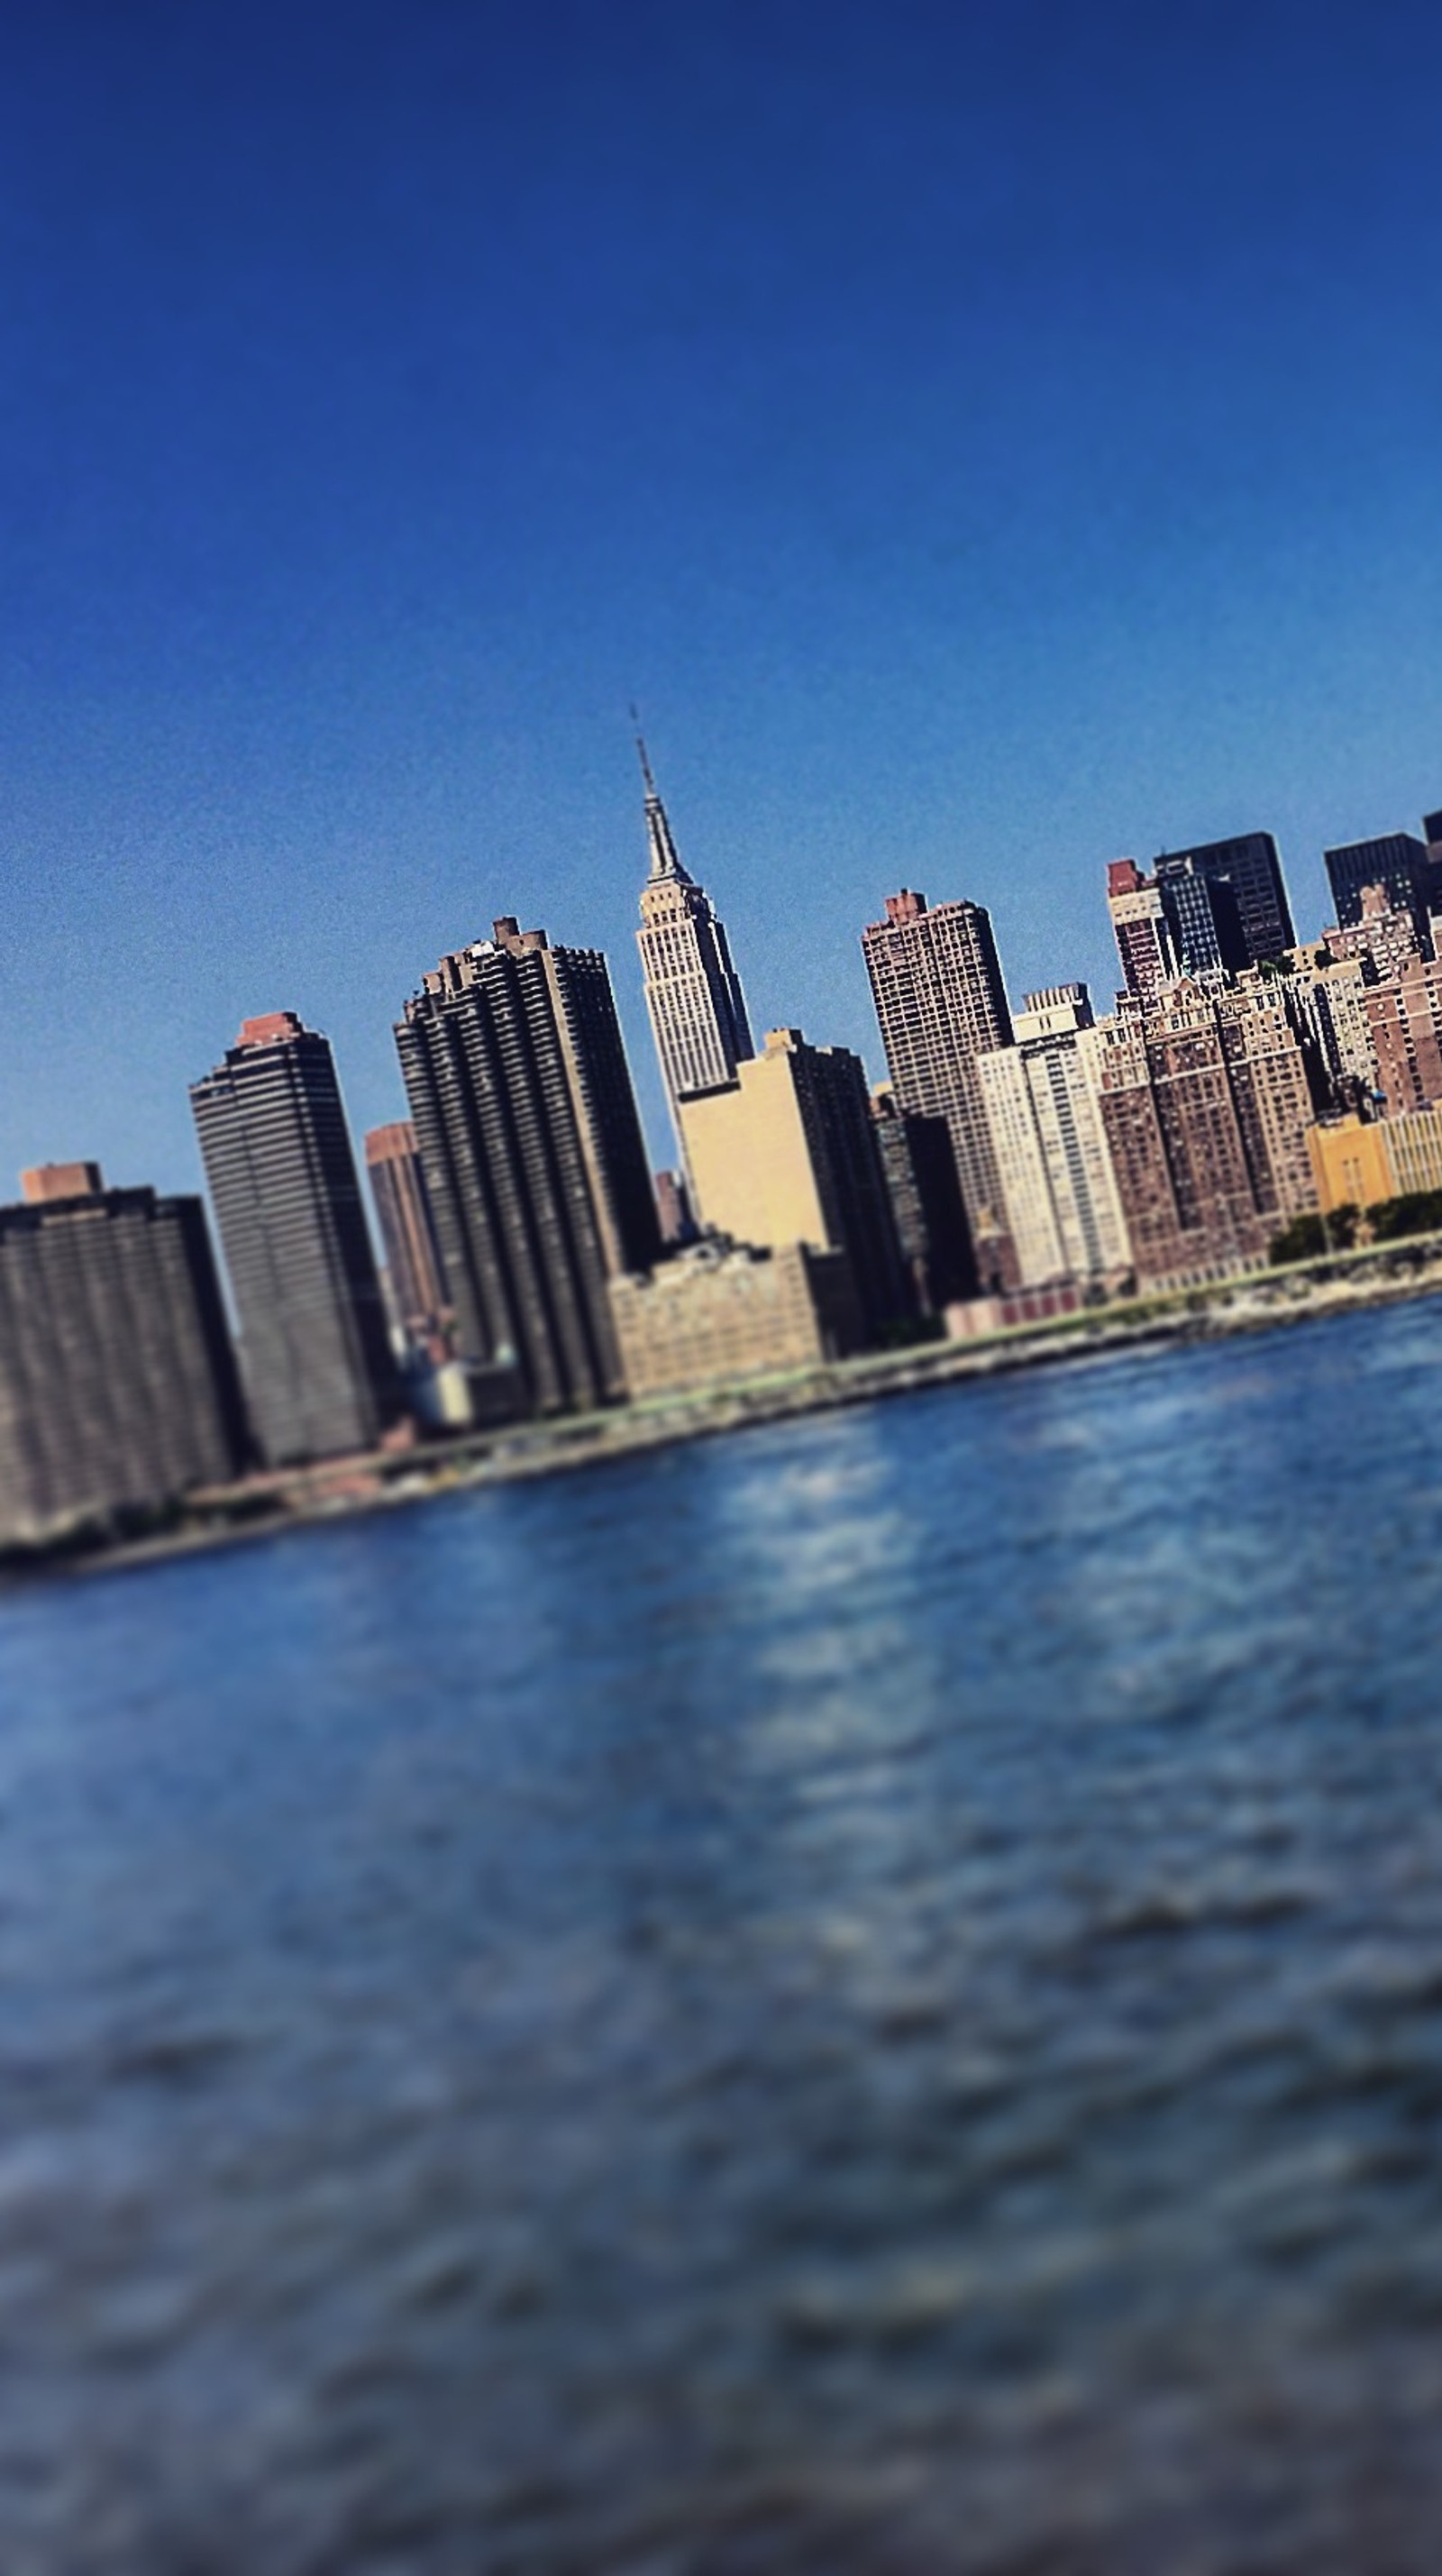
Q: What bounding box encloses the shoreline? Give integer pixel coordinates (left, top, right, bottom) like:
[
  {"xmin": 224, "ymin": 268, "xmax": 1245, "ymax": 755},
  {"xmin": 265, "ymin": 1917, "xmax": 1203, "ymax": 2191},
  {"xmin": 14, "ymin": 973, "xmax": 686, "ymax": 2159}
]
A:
[{"xmin": 8, "ymin": 1230, "xmax": 1442, "ymax": 1593}]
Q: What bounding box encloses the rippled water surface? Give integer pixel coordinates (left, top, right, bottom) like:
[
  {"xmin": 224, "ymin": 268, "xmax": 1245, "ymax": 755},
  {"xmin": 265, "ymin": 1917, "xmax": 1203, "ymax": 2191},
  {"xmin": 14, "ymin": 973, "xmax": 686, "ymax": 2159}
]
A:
[{"xmin": 6, "ymin": 1304, "xmax": 1442, "ymax": 2571}]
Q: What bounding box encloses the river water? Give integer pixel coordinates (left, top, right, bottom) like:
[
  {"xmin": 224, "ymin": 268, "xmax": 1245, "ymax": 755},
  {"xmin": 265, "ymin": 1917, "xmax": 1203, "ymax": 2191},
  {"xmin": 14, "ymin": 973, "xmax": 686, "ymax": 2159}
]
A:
[{"xmin": 5, "ymin": 1302, "xmax": 1442, "ymax": 2572}]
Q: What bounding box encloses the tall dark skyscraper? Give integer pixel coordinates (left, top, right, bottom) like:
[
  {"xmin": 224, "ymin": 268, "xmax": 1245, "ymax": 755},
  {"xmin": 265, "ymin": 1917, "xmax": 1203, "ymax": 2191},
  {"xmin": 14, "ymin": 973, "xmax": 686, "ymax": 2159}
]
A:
[
  {"xmin": 861, "ymin": 887, "xmax": 1015, "ymax": 1287},
  {"xmin": 396, "ymin": 919, "xmax": 649, "ymax": 1415},
  {"xmin": 1154, "ymin": 832, "xmax": 1294, "ymax": 972},
  {"xmin": 1324, "ymin": 832, "xmax": 1436, "ymax": 951},
  {"xmin": 634, "ymin": 739, "xmax": 753, "ymax": 1146},
  {"xmin": 871, "ymin": 1092, "xmax": 974, "ymax": 1310},
  {"xmin": 191, "ymin": 1013, "xmax": 403, "ymax": 1466},
  {"xmin": 0, "ymin": 1164, "xmax": 248, "ymax": 1542}
]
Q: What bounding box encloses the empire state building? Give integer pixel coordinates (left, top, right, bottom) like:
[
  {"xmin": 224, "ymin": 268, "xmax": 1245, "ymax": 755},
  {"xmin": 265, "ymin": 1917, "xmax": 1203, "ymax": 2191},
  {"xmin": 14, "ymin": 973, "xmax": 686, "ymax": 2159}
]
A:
[{"xmin": 634, "ymin": 738, "xmax": 753, "ymax": 1142}]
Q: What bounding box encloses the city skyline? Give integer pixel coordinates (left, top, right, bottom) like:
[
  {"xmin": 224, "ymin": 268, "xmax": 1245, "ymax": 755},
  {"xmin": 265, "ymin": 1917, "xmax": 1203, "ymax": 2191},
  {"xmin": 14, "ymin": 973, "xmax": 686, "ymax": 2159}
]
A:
[
  {"xmin": 5, "ymin": 5, "xmax": 1442, "ymax": 1203},
  {"xmin": 9, "ymin": 743, "xmax": 1441, "ymax": 1211}
]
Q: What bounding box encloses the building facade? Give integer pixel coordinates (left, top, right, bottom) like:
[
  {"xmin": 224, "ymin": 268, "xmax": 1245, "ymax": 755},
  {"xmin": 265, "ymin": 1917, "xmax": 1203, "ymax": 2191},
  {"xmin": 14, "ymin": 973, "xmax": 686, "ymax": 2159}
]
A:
[
  {"xmin": 396, "ymin": 925, "xmax": 640, "ymax": 1414},
  {"xmin": 1364, "ymin": 958, "xmax": 1442, "ymax": 1117},
  {"xmin": 678, "ymin": 1027, "xmax": 909, "ymax": 1338},
  {"xmin": 521, "ymin": 920, "xmax": 662, "ymax": 1278},
  {"xmin": 871, "ymin": 1090, "xmax": 974, "ymax": 1311},
  {"xmin": 1155, "ymin": 832, "xmax": 1294, "ymax": 970},
  {"xmin": 1107, "ymin": 862, "xmax": 1179, "ymax": 1004},
  {"xmin": 1322, "ymin": 879, "xmax": 1425, "ymax": 985},
  {"xmin": 653, "ymin": 1168, "xmax": 697, "ymax": 1247},
  {"xmin": 0, "ymin": 1167, "xmax": 248, "ymax": 1543},
  {"xmin": 1092, "ymin": 978, "xmax": 1322, "ymax": 1285},
  {"xmin": 861, "ymin": 887, "xmax": 1015, "ymax": 1286},
  {"xmin": 977, "ymin": 984, "xmax": 1131, "ymax": 1289},
  {"xmin": 365, "ymin": 1120, "xmax": 448, "ymax": 1339},
  {"xmin": 609, "ymin": 1239, "xmax": 862, "ymax": 1397},
  {"xmin": 1325, "ymin": 832, "xmax": 1437, "ymax": 950},
  {"xmin": 634, "ymin": 742, "xmax": 753, "ymax": 1145},
  {"xmin": 191, "ymin": 1012, "xmax": 402, "ymax": 1466}
]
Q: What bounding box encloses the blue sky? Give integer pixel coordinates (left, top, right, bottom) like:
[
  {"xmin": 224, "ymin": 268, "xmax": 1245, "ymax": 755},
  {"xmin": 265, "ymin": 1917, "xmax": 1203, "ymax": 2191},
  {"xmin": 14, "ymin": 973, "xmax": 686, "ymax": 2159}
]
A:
[{"xmin": 3, "ymin": 0, "xmax": 1441, "ymax": 1191}]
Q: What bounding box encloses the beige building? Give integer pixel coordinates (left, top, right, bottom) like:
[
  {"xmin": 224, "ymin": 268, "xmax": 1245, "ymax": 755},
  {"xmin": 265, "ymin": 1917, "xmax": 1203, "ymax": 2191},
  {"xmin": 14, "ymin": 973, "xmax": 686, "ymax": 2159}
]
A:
[
  {"xmin": 678, "ymin": 1028, "xmax": 906, "ymax": 1335},
  {"xmin": 977, "ymin": 984, "xmax": 1130, "ymax": 1289},
  {"xmin": 609, "ymin": 1240, "xmax": 862, "ymax": 1398},
  {"xmin": 1309, "ymin": 1109, "xmax": 1442, "ymax": 1214}
]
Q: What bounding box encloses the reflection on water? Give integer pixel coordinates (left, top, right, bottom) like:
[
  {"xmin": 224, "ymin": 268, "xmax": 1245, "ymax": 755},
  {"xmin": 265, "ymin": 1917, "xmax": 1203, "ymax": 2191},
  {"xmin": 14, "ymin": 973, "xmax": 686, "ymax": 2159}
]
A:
[{"xmin": 5, "ymin": 1302, "xmax": 1442, "ymax": 2570}]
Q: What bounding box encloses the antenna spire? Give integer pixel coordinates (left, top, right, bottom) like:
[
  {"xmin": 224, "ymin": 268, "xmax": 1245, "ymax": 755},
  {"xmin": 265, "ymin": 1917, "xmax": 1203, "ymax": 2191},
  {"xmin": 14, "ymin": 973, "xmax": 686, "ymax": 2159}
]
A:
[
  {"xmin": 630, "ymin": 704, "xmax": 659, "ymax": 802},
  {"xmin": 627, "ymin": 708, "xmax": 693, "ymax": 887}
]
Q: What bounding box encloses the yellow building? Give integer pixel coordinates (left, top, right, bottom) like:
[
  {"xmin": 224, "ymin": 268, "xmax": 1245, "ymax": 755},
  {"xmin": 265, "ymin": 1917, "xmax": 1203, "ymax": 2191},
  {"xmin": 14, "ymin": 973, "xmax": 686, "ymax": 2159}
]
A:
[
  {"xmin": 678, "ymin": 1028, "xmax": 905, "ymax": 1336},
  {"xmin": 608, "ymin": 1241, "xmax": 862, "ymax": 1398},
  {"xmin": 1307, "ymin": 1110, "xmax": 1442, "ymax": 1213}
]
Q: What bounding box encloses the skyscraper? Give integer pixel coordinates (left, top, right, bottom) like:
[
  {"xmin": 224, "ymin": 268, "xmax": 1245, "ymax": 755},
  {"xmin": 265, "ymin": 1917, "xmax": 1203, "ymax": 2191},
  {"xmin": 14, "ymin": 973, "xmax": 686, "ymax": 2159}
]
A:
[
  {"xmin": 191, "ymin": 1013, "xmax": 403, "ymax": 1466},
  {"xmin": 977, "ymin": 986, "xmax": 1131, "ymax": 1289},
  {"xmin": 396, "ymin": 920, "xmax": 645, "ymax": 1414},
  {"xmin": 634, "ymin": 738, "xmax": 753, "ymax": 1143},
  {"xmin": 678, "ymin": 1027, "xmax": 909, "ymax": 1338},
  {"xmin": 1155, "ymin": 832, "xmax": 1294, "ymax": 970},
  {"xmin": 515, "ymin": 919, "xmax": 661, "ymax": 1277},
  {"xmin": 861, "ymin": 887, "xmax": 1015, "ymax": 1288},
  {"xmin": 365, "ymin": 1121, "xmax": 448, "ymax": 1338},
  {"xmin": 0, "ymin": 1164, "xmax": 248, "ymax": 1543}
]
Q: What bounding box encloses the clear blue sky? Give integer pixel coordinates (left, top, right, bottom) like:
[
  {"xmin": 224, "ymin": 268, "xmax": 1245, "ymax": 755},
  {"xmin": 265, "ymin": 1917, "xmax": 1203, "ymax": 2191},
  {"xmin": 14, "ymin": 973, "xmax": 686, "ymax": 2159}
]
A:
[{"xmin": 3, "ymin": 0, "xmax": 1441, "ymax": 1192}]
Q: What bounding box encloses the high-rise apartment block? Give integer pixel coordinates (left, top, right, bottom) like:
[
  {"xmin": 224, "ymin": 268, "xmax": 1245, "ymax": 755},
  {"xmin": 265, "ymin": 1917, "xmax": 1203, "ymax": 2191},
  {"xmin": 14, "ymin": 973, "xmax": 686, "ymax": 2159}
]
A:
[
  {"xmin": 1092, "ymin": 978, "xmax": 1322, "ymax": 1284},
  {"xmin": 525, "ymin": 919, "xmax": 661, "ymax": 1279},
  {"xmin": 977, "ymin": 985, "xmax": 1130, "ymax": 1289},
  {"xmin": 365, "ymin": 1121, "xmax": 448, "ymax": 1339},
  {"xmin": 191, "ymin": 1013, "xmax": 402, "ymax": 1466},
  {"xmin": 679, "ymin": 1027, "xmax": 908, "ymax": 1337},
  {"xmin": 397, "ymin": 919, "xmax": 649, "ymax": 1414},
  {"xmin": 634, "ymin": 744, "xmax": 753, "ymax": 1143},
  {"xmin": 0, "ymin": 1165, "xmax": 248, "ymax": 1544},
  {"xmin": 861, "ymin": 887, "xmax": 1015, "ymax": 1286}
]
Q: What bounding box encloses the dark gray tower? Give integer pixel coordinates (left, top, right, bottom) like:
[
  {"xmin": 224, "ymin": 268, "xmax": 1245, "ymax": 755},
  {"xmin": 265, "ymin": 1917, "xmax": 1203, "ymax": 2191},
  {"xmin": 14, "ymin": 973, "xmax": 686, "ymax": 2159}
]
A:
[
  {"xmin": 0, "ymin": 1164, "xmax": 249, "ymax": 1542},
  {"xmin": 1155, "ymin": 832, "xmax": 1294, "ymax": 971},
  {"xmin": 191, "ymin": 1013, "xmax": 402, "ymax": 1465},
  {"xmin": 396, "ymin": 922, "xmax": 644, "ymax": 1415}
]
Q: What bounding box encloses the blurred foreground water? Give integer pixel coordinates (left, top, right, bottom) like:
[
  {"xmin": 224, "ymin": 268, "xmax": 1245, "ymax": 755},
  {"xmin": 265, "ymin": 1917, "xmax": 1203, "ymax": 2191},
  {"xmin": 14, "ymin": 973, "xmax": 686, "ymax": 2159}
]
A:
[{"xmin": 5, "ymin": 1302, "xmax": 1442, "ymax": 2572}]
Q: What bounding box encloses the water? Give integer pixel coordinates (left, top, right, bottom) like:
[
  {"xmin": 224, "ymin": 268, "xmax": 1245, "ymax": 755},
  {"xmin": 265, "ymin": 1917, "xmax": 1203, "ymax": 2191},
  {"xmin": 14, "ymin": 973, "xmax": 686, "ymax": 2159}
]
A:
[{"xmin": 5, "ymin": 1302, "xmax": 1442, "ymax": 2572}]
